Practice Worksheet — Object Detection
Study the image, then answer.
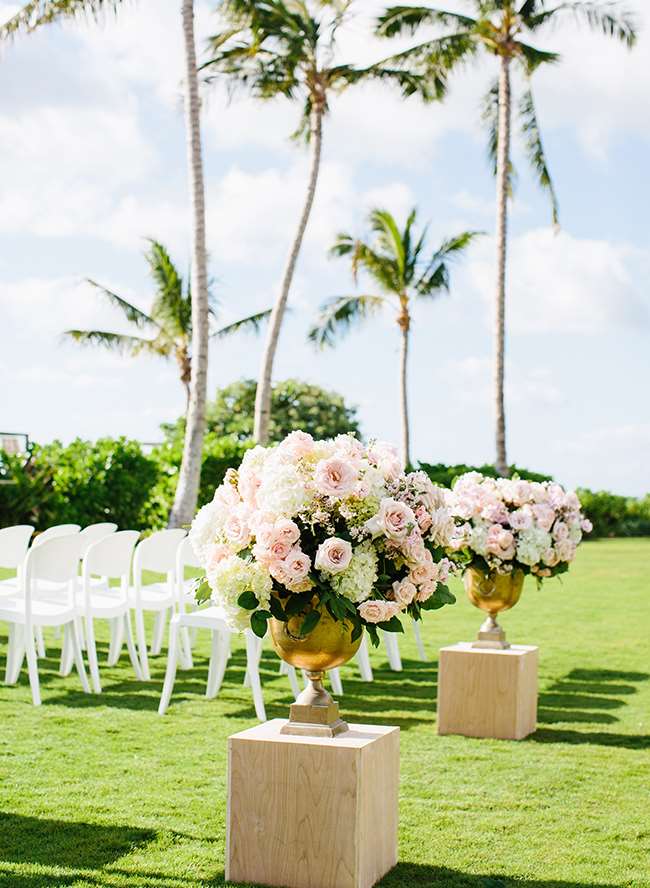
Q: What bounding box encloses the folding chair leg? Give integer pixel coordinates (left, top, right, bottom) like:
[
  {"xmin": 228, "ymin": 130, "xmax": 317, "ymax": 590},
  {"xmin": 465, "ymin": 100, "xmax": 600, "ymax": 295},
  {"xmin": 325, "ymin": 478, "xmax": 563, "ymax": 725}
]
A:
[
  {"xmin": 5, "ymin": 625, "xmax": 25, "ymax": 685},
  {"xmin": 135, "ymin": 609, "xmax": 150, "ymax": 681},
  {"xmin": 243, "ymin": 635, "xmax": 262, "ymax": 688},
  {"xmin": 382, "ymin": 630, "xmax": 403, "ymax": 672},
  {"xmin": 179, "ymin": 627, "xmax": 194, "ymax": 670},
  {"xmin": 245, "ymin": 632, "xmax": 266, "ymax": 722},
  {"xmin": 85, "ymin": 615, "xmax": 102, "ymax": 693},
  {"xmin": 151, "ymin": 609, "xmax": 167, "ymax": 656},
  {"xmin": 356, "ymin": 635, "xmax": 374, "ymax": 682},
  {"xmin": 35, "ymin": 626, "xmax": 46, "ymax": 659},
  {"xmin": 158, "ymin": 617, "xmax": 180, "ymax": 716},
  {"xmin": 124, "ymin": 613, "xmax": 143, "ymax": 681},
  {"xmin": 206, "ymin": 630, "xmax": 229, "ymax": 699},
  {"xmin": 76, "ymin": 616, "xmax": 86, "ymax": 651},
  {"xmin": 330, "ymin": 667, "xmax": 343, "ymax": 697},
  {"xmin": 285, "ymin": 663, "xmax": 300, "ymax": 699},
  {"xmin": 60, "ymin": 626, "xmax": 74, "ymax": 676},
  {"xmin": 69, "ymin": 621, "xmax": 90, "ymax": 693},
  {"xmin": 107, "ymin": 617, "xmax": 124, "ymax": 666},
  {"xmin": 412, "ymin": 619, "xmax": 427, "ymax": 662},
  {"xmin": 25, "ymin": 624, "xmax": 41, "ymax": 706}
]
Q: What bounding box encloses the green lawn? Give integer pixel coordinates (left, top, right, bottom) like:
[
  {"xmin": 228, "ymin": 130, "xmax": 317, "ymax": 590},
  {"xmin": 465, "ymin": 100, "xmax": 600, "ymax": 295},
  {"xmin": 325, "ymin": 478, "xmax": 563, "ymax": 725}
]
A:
[{"xmin": 1, "ymin": 538, "xmax": 649, "ymax": 888}]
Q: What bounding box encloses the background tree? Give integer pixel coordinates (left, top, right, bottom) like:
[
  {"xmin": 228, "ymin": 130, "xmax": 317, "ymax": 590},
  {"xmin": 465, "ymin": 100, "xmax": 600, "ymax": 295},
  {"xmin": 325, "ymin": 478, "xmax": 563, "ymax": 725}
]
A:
[
  {"xmin": 65, "ymin": 239, "xmax": 270, "ymax": 414},
  {"xmin": 1, "ymin": 0, "xmax": 214, "ymax": 527},
  {"xmin": 161, "ymin": 378, "xmax": 361, "ymax": 445},
  {"xmin": 376, "ymin": 0, "xmax": 636, "ymax": 475},
  {"xmin": 203, "ymin": 0, "xmax": 448, "ymax": 445},
  {"xmin": 309, "ymin": 208, "xmax": 478, "ymax": 466}
]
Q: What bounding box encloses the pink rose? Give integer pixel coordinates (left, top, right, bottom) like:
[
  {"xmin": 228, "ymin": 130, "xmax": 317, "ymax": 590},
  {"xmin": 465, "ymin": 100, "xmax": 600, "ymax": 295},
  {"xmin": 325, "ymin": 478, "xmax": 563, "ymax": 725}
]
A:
[
  {"xmin": 581, "ymin": 518, "xmax": 593, "ymax": 533},
  {"xmin": 314, "ymin": 456, "xmax": 358, "ymax": 498},
  {"xmin": 553, "ymin": 521, "xmax": 569, "ymax": 542},
  {"xmin": 333, "ymin": 434, "xmax": 365, "ymax": 463},
  {"xmin": 268, "ymin": 538, "xmax": 292, "ymax": 561},
  {"xmin": 223, "ymin": 514, "xmax": 251, "ymax": 550},
  {"xmin": 541, "ymin": 547, "xmax": 560, "ymax": 567},
  {"xmin": 374, "ymin": 498, "xmax": 416, "ymax": 541},
  {"xmin": 283, "ymin": 548, "xmax": 311, "ymax": 584},
  {"xmin": 556, "ymin": 539, "xmax": 576, "ymax": 562},
  {"xmin": 207, "ymin": 543, "xmax": 231, "ymax": 570},
  {"xmin": 486, "ymin": 525, "xmax": 516, "ymax": 560},
  {"xmin": 392, "ymin": 578, "xmax": 417, "ymax": 606},
  {"xmin": 409, "ymin": 561, "xmax": 436, "ymax": 585},
  {"xmin": 416, "ymin": 581, "xmax": 437, "ymax": 603},
  {"xmin": 415, "ymin": 505, "xmax": 432, "ymax": 532},
  {"xmin": 269, "ymin": 560, "xmax": 290, "ymax": 585},
  {"xmin": 274, "ymin": 518, "xmax": 300, "ymax": 547},
  {"xmin": 238, "ymin": 470, "xmax": 261, "ymax": 506},
  {"xmin": 509, "ymin": 508, "xmax": 533, "ymax": 531},
  {"xmin": 532, "ymin": 503, "xmax": 556, "ymax": 532},
  {"xmin": 358, "ymin": 600, "xmax": 401, "ymax": 624},
  {"xmin": 315, "ymin": 537, "xmax": 353, "ymax": 574},
  {"xmin": 213, "ymin": 481, "xmax": 240, "ymax": 508},
  {"xmin": 279, "ymin": 430, "xmax": 314, "ymax": 460},
  {"xmin": 367, "ymin": 441, "xmax": 402, "ymax": 480}
]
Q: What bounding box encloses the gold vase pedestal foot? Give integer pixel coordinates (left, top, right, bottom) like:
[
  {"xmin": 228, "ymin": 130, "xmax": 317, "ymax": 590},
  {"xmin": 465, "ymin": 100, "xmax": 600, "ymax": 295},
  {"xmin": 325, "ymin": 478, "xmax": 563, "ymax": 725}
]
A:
[
  {"xmin": 473, "ymin": 614, "xmax": 509, "ymax": 650},
  {"xmin": 464, "ymin": 566, "xmax": 525, "ymax": 651},
  {"xmin": 281, "ymin": 670, "xmax": 349, "ymax": 738}
]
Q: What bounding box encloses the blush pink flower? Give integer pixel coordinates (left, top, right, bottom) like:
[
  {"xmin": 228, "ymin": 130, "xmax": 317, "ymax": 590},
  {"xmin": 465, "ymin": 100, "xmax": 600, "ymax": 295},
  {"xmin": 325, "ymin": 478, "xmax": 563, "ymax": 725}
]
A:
[
  {"xmin": 532, "ymin": 503, "xmax": 556, "ymax": 532},
  {"xmin": 392, "ymin": 578, "xmax": 417, "ymax": 606},
  {"xmin": 486, "ymin": 525, "xmax": 516, "ymax": 560},
  {"xmin": 415, "ymin": 505, "xmax": 432, "ymax": 532},
  {"xmin": 279, "ymin": 430, "xmax": 315, "ymax": 460},
  {"xmin": 509, "ymin": 508, "xmax": 533, "ymax": 531},
  {"xmin": 223, "ymin": 514, "xmax": 251, "ymax": 550},
  {"xmin": 315, "ymin": 537, "xmax": 353, "ymax": 574},
  {"xmin": 283, "ymin": 548, "xmax": 311, "ymax": 584},
  {"xmin": 358, "ymin": 600, "xmax": 401, "ymax": 624},
  {"xmin": 409, "ymin": 561, "xmax": 437, "ymax": 586},
  {"xmin": 314, "ymin": 457, "xmax": 358, "ymax": 498},
  {"xmin": 207, "ymin": 543, "xmax": 231, "ymax": 570},
  {"xmin": 416, "ymin": 581, "xmax": 437, "ymax": 603},
  {"xmin": 581, "ymin": 518, "xmax": 593, "ymax": 533},
  {"xmin": 374, "ymin": 498, "xmax": 417, "ymax": 541},
  {"xmin": 274, "ymin": 518, "xmax": 300, "ymax": 547}
]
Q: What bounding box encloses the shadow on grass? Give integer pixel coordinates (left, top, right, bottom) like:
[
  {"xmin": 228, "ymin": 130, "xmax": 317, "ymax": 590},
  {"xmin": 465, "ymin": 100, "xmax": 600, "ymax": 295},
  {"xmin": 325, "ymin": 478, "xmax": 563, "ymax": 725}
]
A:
[{"xmin": 377, "ymin": 863, "xmax": 628, "ymax": 888}]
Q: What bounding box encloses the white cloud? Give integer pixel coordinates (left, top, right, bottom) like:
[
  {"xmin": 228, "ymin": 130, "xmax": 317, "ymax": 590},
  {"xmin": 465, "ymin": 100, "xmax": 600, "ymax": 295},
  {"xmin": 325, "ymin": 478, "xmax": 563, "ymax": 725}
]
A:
[{"xmin": 468, "ymin": 228, "xmax": 649, "ymax": 334}]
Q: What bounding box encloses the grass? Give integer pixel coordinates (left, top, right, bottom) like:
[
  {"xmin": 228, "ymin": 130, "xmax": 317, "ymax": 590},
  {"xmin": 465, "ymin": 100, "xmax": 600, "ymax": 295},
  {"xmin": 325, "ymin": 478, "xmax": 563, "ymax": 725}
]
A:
[{"xmin": 0, "ymin": 538, "xmax": 649, "ymax": 888}]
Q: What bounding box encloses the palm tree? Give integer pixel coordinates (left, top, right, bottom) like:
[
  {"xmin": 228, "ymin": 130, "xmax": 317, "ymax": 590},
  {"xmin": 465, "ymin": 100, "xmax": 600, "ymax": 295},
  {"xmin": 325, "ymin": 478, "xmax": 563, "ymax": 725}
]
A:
[
  {"xmin": 1, "ymin": 0, "xmax": 215, "ymax": 526},
  {"xmin": 309, "ymin": 208, "xmax": 479, "ymax": 466},
  {"xmin": 203, "ymin": 0, "xmax": 450, "ymax": 446},
  {"xmin": 375, "ymin": 0, "xmax": 636, "ymax": 476},
  {"xmin": 66, "ymin": 239, "xmax": 270, "ymax": 412}
]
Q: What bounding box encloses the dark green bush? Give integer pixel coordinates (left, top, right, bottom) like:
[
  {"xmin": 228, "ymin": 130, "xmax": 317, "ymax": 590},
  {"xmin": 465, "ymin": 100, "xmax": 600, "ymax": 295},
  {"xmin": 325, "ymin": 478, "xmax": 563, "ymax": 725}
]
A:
[{"xmin": 577, "ymin": 489, "xmax": 650, "ymax": 538}]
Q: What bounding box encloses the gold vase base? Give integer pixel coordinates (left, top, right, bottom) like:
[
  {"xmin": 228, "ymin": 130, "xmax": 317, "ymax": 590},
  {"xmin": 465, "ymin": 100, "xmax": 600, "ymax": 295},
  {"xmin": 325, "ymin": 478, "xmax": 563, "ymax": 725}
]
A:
[
  {"xmin": 281, "ymin": 700, "xmax": 350, "ymax": 738},
  {"xmin": 471, "ymin": 616, "xmax": 510, "ymax": 650}
]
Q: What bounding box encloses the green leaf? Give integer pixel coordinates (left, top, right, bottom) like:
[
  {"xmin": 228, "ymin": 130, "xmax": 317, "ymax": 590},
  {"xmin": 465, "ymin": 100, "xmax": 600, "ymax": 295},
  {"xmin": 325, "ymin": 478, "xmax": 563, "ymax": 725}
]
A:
[
  {"xmin": 284, "ymin": 594, "xmax": 310, "ymax": 617},
  {"xmin": 377, "ymin": 615, "xmax": 405, "ymax": 634},
  {"xmin": 194, "ymin": 577, "xmax": 211, "ymax": 605},
  {"xmin": 435, "ymin": 584, "xmax": 456, "ymax": 605},
  {"xmin": 300, "ymin": 609, "xmax": 322, "ymax": 637},
  {"xmin": 351, "ymin": 621, "xmax": 363, "ymax": 643},
  {"xmin": 238, "ymin": 590, "xmax": 259, "ymax": 610},
  {"xmin": 250, "ymin": 610, "xmax": 270, "ymax": 638},
  {"xmin": 366, "ymin": 624, "xmax": 380, "ymax": 648},
  {"xmin": 269, "ymin": 596, "xmax": 287, "ymax": 621}
]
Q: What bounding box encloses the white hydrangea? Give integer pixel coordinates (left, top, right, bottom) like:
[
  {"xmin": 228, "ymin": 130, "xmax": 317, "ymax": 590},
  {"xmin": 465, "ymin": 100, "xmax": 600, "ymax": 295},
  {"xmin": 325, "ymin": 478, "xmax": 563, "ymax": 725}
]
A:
[
  {"xmin": 329, "ymin": 541, "xmax": 378, "ymax": 603},
  {"xmin": 470, "ymin": 523, "xmax": 489, "ymax": 556},
  {"xmin": 256, "ymin": 460, "xmax": 310, "ymax": 518},
  {"xmin": 208, "ymin": 554, "xmax": 272, "ymax": 622},
  {"xmin": 189, "ymin": 499, "xmax": 224, "ymax": 564},
  {"xmin": 516, "ymin": 527, "xmax": 553, "ymax": 566}
]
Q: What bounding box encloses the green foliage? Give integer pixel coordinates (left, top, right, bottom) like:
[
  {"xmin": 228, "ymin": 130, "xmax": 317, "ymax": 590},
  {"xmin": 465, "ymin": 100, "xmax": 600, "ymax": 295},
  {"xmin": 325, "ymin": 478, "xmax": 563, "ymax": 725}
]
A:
[
  {"xmin": 418, "ymin": 461, "xmax": 553, "ymax": 488},
  {"xmin": 577, "ymin": 488, "xmax": 650, "ymax": 539},
  {"xmin": 161, "ymin": 378, "xmax": 360, "ymax": 446},
  {"xmin": 0, "ymin": 438, "xmax": 157, "ymax": 530}
]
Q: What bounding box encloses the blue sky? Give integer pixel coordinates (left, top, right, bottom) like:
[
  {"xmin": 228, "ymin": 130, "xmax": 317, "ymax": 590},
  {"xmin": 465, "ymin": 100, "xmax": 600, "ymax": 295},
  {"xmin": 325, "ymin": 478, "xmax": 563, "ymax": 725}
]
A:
[{"xmin": 1, "ymin": 0, "xmax": 648, "ymax": 496}]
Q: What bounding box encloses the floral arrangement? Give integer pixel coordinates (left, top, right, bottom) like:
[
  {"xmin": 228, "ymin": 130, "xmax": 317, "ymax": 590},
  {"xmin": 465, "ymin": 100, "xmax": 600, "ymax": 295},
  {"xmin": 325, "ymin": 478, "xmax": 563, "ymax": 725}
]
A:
[
  {"xmin": 446, "ymin": 472, "xmax": 592, "ymax": 579},
  {"xmin": 190, "ymin": 431, "xmax": 456, "ymax": 645}
]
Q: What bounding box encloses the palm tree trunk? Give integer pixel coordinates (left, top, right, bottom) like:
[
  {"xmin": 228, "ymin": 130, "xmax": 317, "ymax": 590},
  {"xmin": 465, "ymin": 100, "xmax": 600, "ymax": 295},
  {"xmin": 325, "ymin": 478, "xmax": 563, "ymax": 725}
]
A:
[
  {"xmin": 169, "ymin": 0, "xmax": 209, "ymax": 528},
  {"xmin": 399, "ymin": 318, "xmax": 411, "ymax": 469},
  {"xmin": 253, "ymin": 105, "xmax": 324, "ymax": 444},
  {"xmin": 494, "ymin": 54, "xmax": 511, "ymax": 478}
]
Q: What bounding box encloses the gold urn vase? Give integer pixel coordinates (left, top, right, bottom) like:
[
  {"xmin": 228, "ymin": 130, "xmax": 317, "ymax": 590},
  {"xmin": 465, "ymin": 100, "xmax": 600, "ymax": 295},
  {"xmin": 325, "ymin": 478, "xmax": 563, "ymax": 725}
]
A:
[
  {"xmin": 464, "ymin": 566, "xmax": 524, "ymax": 649},
  {"xmin": 270, "ymin": 598, "xmax": 362, "ymax": 738}
]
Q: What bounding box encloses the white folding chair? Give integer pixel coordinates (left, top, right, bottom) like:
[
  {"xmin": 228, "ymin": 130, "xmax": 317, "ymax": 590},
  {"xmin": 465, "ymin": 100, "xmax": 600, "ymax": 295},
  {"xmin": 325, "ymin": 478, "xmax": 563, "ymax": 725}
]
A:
[
  {"xmin": 0, "ymin": 525, "xmax": 34, "ymax": 595},
  {"xmin": 78, "ymin": 523, "xmax": 118, "ymax": 556},
  {"xmin": 1, "ymin": 535, "xmax": 90, "ymax": 705},
  {"xmin": 78, "ymin": 530, "xmax": 142, "ymax": 692},
  {"xmin": 175, "ymin": 537, "xmax": 203, "ymax": 669},
  {"xmin": 127, "ymin": 529, "xmax": 187, "ymax": 680}
]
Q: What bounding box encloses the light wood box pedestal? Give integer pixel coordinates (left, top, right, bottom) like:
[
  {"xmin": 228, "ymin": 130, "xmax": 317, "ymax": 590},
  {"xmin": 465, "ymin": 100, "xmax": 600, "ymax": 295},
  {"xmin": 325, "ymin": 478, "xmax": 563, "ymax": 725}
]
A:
[
  {"xmin": 437, "ymin": 643, "xmax": 538, "ymax": 740},
  {"xmin": 226, "ymin": 718, "xmax": 399, "ymax": 888}
]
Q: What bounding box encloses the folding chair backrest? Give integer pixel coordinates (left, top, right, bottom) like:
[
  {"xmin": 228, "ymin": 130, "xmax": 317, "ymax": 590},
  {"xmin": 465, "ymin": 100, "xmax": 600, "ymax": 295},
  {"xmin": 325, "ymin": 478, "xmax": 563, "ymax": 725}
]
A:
[
  {"xmin": 24, "ymin": 535, "xmax": 83, "ymax": 617},
  {"xmin": 78, "ymin": 523, "xmax": 118, "ymax": 557},
  {"xmin": 33, "ymin": 524, "xmax": 81, "ymax": 548},
  {"xmin": 176, "ymin": 536, "xmax": 204, "ymax": 614},
  {"xmin": 0, "ymin": 525, "xmax": 34, "ymax": 569},
  {"xmin": 133, "ymin": 529, "xmax": 187, "ymax": 578},
  {"xmin": 83, "ymin": 530, "xmax": 140, "ymax": 582}
]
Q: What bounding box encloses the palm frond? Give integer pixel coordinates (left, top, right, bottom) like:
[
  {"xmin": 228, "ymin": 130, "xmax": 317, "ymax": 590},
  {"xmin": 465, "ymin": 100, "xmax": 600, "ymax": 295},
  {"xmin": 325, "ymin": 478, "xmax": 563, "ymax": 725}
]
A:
[
  {"xmin": 212, "ymin": 308, "xmax": 272, "ymax": 339},
  {"xmin": 85, "ymin": 279, "xmax": 155, "ymax": 331},
  {"xmin": 416, "ymin": 230, "xmax": 482, "ymax": 295},
  {"xmin": 370, "ymin": 209, "xmax": 407, "ymax": 277},
  {"xmin": 308, "ymin": 295, "xmax": 386, "ymax": 348},
  {"xmin": 146, "ymin": 240, "xmax": 189, "ymax": 338},
  {"xmin": 519, "ymin": 86, "xmax": 559, "ymax": 225},
  {"xmin": 0, "ymin": 0, "xmax": 122, "ymax": 40},
  {"xmin": 516, "ymin": 40, "xmax": 561, "ymax": 72},
  {"xmin": 62, "ymin": 329, "xmax": 156, "ymax": 355},
  {"xmin": 524, "ymin": 2, "xmax": 636, "ymax": 46},
  {"xmin": 376, "ymin": 5, "xmax": 477, "ymax": 38}
]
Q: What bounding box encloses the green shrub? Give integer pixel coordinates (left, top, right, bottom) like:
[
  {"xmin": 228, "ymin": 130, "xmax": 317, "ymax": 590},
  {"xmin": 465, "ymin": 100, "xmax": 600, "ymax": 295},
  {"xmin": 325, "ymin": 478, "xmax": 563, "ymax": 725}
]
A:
[{"xmin": 577, "ymin": 489, "xmax": 650, "ymax": 538}]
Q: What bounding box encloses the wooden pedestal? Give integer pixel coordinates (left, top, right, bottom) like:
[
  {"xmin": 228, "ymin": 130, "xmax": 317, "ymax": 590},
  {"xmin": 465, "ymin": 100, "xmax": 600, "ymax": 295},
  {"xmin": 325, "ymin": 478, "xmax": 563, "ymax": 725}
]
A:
[
  {"xmin": 437, "ymin": 643, "xmax": 538, "ymax": 740},
  {"xmin": 226, "ymin": 718, "xmax": 399, "ymax": 888}
]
